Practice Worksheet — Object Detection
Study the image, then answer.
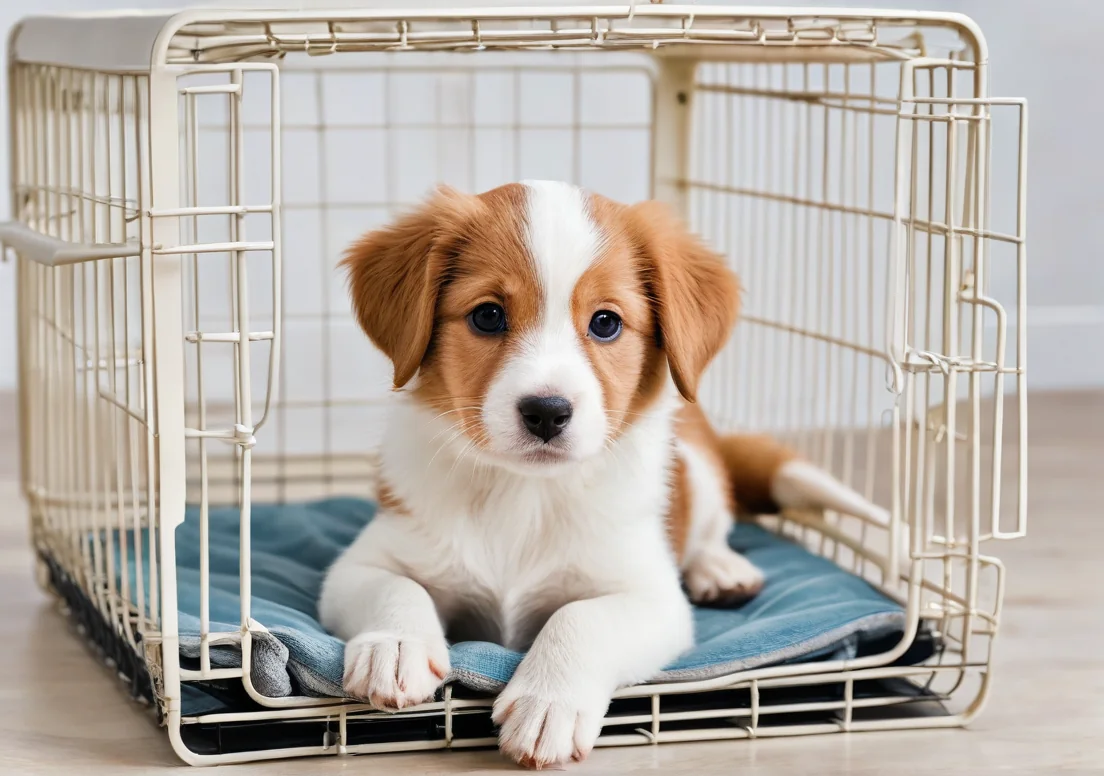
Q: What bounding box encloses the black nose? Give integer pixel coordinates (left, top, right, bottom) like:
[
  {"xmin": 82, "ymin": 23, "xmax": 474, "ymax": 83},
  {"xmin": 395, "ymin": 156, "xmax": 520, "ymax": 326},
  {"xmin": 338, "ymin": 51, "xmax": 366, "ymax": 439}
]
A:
[{"xmin": 518, "ymin": 396, "xmax": 573, "ymax": 442}]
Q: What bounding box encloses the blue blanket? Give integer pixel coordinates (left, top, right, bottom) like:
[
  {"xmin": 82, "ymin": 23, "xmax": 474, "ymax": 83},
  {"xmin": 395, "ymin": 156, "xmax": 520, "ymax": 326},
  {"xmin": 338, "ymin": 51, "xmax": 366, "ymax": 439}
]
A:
[{"xmin": 135, "ymin": 498, "xmax": 907, "ymax": 716}]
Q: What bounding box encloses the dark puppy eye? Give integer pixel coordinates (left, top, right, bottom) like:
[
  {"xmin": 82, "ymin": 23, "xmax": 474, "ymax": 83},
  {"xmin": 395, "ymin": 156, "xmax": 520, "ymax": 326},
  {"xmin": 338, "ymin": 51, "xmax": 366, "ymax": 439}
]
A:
[
  {"xmin": 588, "ymin": 310, "xmax": 622, "ymax": 342},
  {"xmin": 468, "ymin": 302, "xmax": 507, "ymax": 334}
]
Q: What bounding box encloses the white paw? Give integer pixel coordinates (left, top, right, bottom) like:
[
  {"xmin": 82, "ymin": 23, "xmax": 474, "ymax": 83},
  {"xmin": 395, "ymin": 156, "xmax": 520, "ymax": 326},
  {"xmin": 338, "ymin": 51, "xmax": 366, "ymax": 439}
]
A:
[
  {"xmin": 492, "ymin": 681, "xmax": 607, "ymax": 769},
  {"xmin": 683, "ymin": 547, "xmax": 764, "ymax": 605},
  {"xmin": 342, "ymin": 632, "xmax": 449, "ymax": 710}
]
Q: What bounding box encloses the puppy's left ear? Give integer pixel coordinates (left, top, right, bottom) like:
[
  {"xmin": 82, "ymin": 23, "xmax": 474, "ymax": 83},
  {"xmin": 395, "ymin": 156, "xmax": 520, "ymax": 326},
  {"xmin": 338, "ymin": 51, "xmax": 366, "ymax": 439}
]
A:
[{"xmin": 625, "ymin": 201, "xmax": 740, "ymax": 403}]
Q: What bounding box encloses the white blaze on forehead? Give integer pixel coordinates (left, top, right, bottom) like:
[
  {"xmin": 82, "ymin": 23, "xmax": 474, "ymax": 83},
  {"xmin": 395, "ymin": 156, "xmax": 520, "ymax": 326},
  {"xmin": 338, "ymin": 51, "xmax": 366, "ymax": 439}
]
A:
[
  {"xmin": 475, "ymin": 180, "xmax": 609, "ymax": 462},
  {"xmin": 521, "ymin": 180, "xmax": 605, "ymax": 314}
]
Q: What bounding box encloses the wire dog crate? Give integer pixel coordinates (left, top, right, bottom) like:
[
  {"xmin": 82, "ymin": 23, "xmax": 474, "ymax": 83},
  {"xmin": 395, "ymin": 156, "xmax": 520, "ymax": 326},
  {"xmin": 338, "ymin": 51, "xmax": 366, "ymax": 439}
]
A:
[{"xmin": 2, "ymin": 4, "xmax": 1027, "ymax": 766}]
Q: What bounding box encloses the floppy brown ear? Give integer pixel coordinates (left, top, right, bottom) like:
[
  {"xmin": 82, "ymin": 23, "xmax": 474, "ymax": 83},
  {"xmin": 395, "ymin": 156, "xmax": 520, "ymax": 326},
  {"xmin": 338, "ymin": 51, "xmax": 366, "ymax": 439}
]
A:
[
  {"xmin": 625, "ymin": 201, "xmax": 740, "ymax": 402},
  {"xmin": 341, "ymin": 186, "xmax": 483, "ymax": 389}
]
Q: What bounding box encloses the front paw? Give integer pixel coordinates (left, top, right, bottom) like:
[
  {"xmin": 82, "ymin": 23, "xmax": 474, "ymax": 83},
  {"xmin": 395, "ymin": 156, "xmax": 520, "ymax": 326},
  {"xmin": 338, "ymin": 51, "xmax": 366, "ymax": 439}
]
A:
[
  {"xmin": 492, "ymin": 680, "xmax": 607, "ymax": 769},
  {"xmin": 342, "ymin": 632, "xmax": 449, "ymax": 710}
]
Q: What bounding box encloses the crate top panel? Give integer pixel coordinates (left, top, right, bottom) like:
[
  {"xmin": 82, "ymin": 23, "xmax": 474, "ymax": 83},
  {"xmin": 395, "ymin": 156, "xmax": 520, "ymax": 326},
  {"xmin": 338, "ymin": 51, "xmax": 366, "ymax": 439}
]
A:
[{"xmin": 9, "ymin": 5, "xmax": 984, "ymax": 73}]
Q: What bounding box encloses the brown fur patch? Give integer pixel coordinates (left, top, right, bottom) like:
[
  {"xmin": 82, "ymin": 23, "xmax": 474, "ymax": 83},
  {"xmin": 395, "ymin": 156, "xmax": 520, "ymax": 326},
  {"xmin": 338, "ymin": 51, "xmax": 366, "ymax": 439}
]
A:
[
  {"xmin": 674, "ymin": 402, "xmax": 736, "ymax": 514},
  {"xmin": 377, "ymin": 479, "xmax": 410, "ymax": 515},
  {"xmin": 666, "ymin": 451, "xmax": 692, "ymax": 562},
  {"xmin": 716, "ymin": 434, "xmax": 798, "ymax": 516},
  {"xmin": 673, "ymin": 404, "xmax": 800, "ymax": 522}
]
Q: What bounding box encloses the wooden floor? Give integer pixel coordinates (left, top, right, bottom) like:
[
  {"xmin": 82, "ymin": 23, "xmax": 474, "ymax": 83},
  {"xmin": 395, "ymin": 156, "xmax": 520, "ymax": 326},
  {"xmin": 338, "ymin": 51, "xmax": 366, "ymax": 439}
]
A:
[{"xmin": 1, "ymin": 391, "xmax": 1102, "ymax": 775}]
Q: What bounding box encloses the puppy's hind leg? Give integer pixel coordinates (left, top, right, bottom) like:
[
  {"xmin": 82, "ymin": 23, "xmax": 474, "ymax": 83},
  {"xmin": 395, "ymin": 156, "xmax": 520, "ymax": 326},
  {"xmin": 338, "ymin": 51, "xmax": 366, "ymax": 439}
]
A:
[
  {"xmin": 682, "ymin": 509, "xmax": 764, "ymax": 605},
  {"xmin": 677, "ymin": 442, "xmax": 764, "ymax": 606}
]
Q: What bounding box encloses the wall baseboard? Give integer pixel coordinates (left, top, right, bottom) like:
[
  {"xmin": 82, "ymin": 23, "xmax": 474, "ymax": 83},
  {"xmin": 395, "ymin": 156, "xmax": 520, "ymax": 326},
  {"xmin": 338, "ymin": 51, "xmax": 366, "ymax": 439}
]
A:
[{"xmin": 1021, "ymin": 306, "xmax": 1104, "ymax": 389}]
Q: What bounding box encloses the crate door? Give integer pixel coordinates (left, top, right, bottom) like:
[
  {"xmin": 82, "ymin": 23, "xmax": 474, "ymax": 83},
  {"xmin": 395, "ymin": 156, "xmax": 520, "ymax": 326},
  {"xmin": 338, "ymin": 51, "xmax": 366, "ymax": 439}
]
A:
[
  {"xmin": 891, "ymin": 58, "xmax": 1027, "ymax": 673},
  {"xmin": 174, "ymin": 64, "xmax": 282, "ymax": 689}
]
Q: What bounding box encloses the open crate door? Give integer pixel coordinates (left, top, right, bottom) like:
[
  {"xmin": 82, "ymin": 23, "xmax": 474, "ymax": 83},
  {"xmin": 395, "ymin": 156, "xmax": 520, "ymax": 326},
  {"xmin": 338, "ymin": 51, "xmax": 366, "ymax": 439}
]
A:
[
  {"xmin": 169, "ymin": 62, "xmax": 284, "ymax": 704},
  {"xmin": 890, "ymin": 57, "xmax": 1027, "ymax": 681}
]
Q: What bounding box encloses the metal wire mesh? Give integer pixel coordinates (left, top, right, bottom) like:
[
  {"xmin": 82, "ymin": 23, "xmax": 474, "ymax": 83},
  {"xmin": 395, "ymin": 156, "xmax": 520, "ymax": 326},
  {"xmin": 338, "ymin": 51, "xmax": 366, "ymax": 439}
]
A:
[{"xmin": 14, "ymin": 64, "xmax": 161, "ymax": 650}]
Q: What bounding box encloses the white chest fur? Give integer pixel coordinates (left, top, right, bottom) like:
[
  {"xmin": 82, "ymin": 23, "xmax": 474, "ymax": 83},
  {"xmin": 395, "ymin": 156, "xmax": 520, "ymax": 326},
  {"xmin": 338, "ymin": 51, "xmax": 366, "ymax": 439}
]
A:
[{"xmin": 354, "ymin": 397, "xmax": 682, "ymax": 650}]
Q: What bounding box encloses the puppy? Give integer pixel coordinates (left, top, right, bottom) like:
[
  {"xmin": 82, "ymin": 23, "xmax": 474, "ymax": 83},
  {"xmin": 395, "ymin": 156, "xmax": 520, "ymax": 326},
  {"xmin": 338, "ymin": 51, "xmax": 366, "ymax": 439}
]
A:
[{"xmin": 319, "ymin": 181, "xmax": 887, "ymax": 768}]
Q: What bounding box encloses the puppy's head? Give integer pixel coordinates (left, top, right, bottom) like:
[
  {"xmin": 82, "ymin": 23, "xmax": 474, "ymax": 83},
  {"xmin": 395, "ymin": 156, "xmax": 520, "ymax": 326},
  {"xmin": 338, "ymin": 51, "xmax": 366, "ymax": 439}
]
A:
[{"xmin": 343, "ymin": 181, "xmax": 738, "ymax": 473}]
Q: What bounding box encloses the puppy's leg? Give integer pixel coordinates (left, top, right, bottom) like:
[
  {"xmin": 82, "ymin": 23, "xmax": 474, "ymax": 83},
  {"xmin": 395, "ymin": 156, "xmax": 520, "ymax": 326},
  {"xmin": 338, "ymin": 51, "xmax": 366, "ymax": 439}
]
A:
[
  {"xmin": 493, "ymin": 586, "xmax": 692, "ymax": 768},
  {"xmin": 319, "ymin": 550, "xmax": 449, "ymax": 710},
  {"xmin": 682, "ymin": 505, "xmax": 764, "ymax": 605},
  {"xmin": 677, "ymin": 441, "xmax": 764, "ymax": 605}
]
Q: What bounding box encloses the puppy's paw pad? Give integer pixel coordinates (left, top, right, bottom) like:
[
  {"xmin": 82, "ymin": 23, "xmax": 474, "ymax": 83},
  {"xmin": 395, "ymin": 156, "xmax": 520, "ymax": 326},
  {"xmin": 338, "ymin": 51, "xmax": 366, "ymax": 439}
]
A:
[
  {"xmin": 493, "ymin": 691, "xmax": 605, "ymax": 769},
  {"xmin": 684, "ymin": 548, "xmax": 764, "ymax": 605},
  {"xmin": 342, "ymin": 632, "xmax": 449, "ymax": 710}
]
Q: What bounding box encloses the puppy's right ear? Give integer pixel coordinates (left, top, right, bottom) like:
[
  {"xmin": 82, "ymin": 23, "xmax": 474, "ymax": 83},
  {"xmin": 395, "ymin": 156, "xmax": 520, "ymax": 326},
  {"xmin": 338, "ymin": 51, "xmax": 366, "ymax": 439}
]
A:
[{"xmin": 341, "ymin": 186, "xmax": 483, "ymax": 389}]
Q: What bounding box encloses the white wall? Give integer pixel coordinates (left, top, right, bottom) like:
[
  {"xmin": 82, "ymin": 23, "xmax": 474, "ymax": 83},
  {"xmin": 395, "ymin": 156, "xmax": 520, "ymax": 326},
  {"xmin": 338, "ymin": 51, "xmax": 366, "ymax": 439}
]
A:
[{"xmin": 1, "ymin": 0, "xmax": 1101, "ymax": 391}]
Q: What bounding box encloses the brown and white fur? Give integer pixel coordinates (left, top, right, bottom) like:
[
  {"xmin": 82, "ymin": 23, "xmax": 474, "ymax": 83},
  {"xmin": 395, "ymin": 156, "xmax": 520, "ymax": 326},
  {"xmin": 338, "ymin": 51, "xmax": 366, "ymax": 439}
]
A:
[{"xmin": 319, "ymin": 181, "xmax": 887, "ymax": 768}]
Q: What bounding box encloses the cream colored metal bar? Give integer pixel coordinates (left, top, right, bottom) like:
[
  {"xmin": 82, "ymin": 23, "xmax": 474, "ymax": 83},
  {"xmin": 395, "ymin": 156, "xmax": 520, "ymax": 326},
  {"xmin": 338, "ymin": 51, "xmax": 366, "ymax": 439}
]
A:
[
  {"xmin": 651, "ymin": 58, "xmax": 694, "ymax": 215},
  {"xmin": 254, "ymin": 64, "xmax": 282, "ymax": 436},
  {"xmin": 150, "ymin": 204, "xmax": 272, "ymax": 217},
  {"xmin": 178, "ymin": 667, "xmax": 243, "ymax": 682},
  {"xmin": 223, "ymin": 121, "xmax": 653, "ymax": 133},
  {"xmin": 741, "ymin": 315, "xmax": 891, "ymax": 364},
  {"xmin": 152, "ymin": 240, "xmax": 274, "ymax": 255},
  {"xmin": 184, "ymin": 331, "xmax": 274, "ymax": 343},
  {"xmin": 697, "ymin": 81, "xmax": 901, "ymax": 106},
  {"xmin": 179, "ymin": 83, "xmax": 240, "ymax": 95},
  {"xmin": 606, "ymin": 694, "xmax": 940, "ymax": 729},
  {"xmin": 146, "ymin": 54, "xmax": 188, "ymax": 755},
  {"xmin": 190, "ymin": 79, "xmax": 211, "ymax": 675},
  {"xmin": 178, "ymin": 684, "xmax": 949, "ymax": 731},
  {"xmin": 684, "ymin": 181, "xmax": 1023, "ymax": 245},
  {"xmin": 0, "ymin": 220, "xmax": 138, "ymax": 266},
  {"xmin": 181, "ymin": 696, "xmax": 498, "ymax": 727},
  {"xmin": 1012, "ymin": 103, "xmax": 1029, "ymax": 539}
]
